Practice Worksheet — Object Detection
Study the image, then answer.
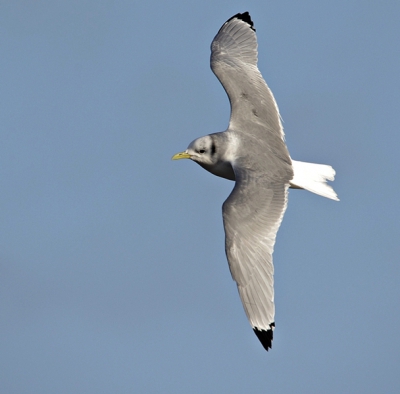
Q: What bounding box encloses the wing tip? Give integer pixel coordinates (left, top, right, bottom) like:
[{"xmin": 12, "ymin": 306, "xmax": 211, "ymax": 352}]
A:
[
  {"xmin": 225, "ymin": 12, "xmax": 255, "ymax": 32},
  {"xmin": 253, "ymin": 323, "xmax": 275, "ymax": 351}
]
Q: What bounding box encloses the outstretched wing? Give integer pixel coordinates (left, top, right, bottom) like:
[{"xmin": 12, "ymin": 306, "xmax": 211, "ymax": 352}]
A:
[
  {"xmin": 222, "ymin": 170, "xmax": 289, "ymax": 351},
  {"xmin": 213, "ymin": 13, "xmax": 294, "ymax": 351},
  {"xmin": 210, "ymin": 12, "xmax": 284, "ymax": 143}
]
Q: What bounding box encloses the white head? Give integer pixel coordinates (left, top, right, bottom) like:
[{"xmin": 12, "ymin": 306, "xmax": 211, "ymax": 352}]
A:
[
  {"xmin": 172, "ymin": 135, "xmax": 217, "ymax": 165},
  {"xmin": 172, "ymin": 133, "xmax": 236, "ymax": 180}
]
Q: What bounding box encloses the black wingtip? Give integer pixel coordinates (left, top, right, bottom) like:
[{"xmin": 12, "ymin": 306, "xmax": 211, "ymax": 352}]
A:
[
  {"xmin": 253, "ymin": 323, "xmax": 275, "ymax": 351},
  {"xmin": 226, "ymin": 12, "xmax": 255, "ymax": 32}
]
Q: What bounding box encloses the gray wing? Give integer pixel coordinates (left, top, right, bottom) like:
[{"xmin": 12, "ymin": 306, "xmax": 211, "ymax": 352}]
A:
[
  {"xmin": 210, "ymin": 13, "xmax": 284, "ymax": 143},
  {"xmin": 214, "ymin": 13, "xmax": 294, "ymax": 351},
  {"xmin": 223, "ymin": 169, "xmax": 289, "ymax": 351}
]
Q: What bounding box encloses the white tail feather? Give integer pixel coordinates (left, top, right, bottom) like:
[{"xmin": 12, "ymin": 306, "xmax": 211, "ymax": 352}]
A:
[{"xmin": 290, "ymin": 160, "xmax": 339, "ymax": 201}]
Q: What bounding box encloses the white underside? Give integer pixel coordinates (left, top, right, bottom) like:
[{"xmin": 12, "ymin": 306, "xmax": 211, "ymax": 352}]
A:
[{"xmin": 290, "ymin": 160, "xmax": 339, "ymax": 201}]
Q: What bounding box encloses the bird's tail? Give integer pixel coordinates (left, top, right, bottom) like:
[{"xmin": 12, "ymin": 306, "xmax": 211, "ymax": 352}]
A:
[{"xmin": 290, "ymin": 160, "xmax": 339, "ymax": 201}]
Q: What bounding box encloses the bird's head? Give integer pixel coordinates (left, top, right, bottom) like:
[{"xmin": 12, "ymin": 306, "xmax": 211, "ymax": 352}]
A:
[{"xmin": 172, "ymin": 135, "xmax": 217, "ymax": 166}]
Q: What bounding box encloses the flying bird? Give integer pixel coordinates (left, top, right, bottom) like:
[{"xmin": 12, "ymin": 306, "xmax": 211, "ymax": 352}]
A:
[{"xmin": 172, "ymin": 12, "xmax": 338, "ymax": 351}]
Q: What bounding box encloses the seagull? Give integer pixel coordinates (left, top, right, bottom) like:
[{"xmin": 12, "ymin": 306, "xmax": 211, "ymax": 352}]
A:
[{"xmin": 172, "ymin": 12, "xmax": 338, "ymax": 352}]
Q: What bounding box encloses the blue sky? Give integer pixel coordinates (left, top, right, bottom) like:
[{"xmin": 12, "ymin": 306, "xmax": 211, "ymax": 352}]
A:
[{"xmin": 1, "ymin": 1, "xmax": 399, "ymax": 393}]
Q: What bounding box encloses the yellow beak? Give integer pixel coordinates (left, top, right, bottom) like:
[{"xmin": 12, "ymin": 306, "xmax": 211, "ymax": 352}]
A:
[{"xmin": 172, "ymin": 151, "xmax": 191, "ymax": 160}]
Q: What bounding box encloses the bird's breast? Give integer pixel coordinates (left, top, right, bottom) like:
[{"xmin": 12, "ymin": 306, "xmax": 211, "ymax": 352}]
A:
[{"xmin": 199, "ymin": 161, "xmax": 236, "ymax": 181}]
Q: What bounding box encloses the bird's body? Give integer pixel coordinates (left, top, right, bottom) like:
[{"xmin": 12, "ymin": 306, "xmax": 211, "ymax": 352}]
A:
[{"xmin": 173, "ymin": 12, "xmax": 338, "ymax": 351}]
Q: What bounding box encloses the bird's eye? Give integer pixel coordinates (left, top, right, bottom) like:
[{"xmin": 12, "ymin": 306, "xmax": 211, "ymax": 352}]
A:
[{"xmin": 199, "ymin": 149, "xmax": 206, "ymax": 154}]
